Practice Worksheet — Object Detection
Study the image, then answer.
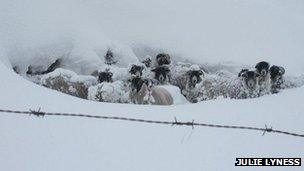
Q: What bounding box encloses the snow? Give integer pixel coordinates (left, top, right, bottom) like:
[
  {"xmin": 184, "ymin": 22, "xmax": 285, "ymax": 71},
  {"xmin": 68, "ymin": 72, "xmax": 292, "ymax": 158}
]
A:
[
  {"xmin": 1, "ymin": 55, "xmax": 304, "ymax": 171},
  {"xmin": 41, "ymin": 68, "xmax": 97, "ymax": 86},
  {"xmin": 1, "ymin": 0, "xmax": 304, "ymax": 74},
  {"xmin": 1, "ymin": 0, "xmax": 304, "ymax": 170}
]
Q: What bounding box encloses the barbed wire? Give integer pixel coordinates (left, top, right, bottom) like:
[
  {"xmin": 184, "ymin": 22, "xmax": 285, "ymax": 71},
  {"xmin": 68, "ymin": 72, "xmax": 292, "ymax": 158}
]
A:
[{"xmin": 0, "ymin": 108, "xmax": 303, "ymax": 138}]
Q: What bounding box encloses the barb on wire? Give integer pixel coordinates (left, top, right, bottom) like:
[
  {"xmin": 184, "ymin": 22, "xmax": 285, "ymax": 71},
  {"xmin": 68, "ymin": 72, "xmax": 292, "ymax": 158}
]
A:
[
  {"xmin": 0, "ymin": 108, "xmax": 303, "ymax": 138},
  {"xmin": 29, "ymin": 107, "xmax": 45, "ymax": 117},
  {"xmin": 263, "ymin": 124, "xmax": 273, "ymax": 136}
]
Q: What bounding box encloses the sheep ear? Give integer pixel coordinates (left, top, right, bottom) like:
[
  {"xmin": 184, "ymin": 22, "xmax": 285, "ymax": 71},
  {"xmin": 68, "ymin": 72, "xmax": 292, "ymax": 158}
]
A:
[
  {"xmin": 238, "ymin": 69, "xmax": 248, "ymax": 77},
  {"xmin": 279, "ymin": 67, "xmax": 285, "ymax": 75},
  {"xmin": 156, "ymin": 54, "xmax": 160, "ymax": 59},
  {"xmin": 165, "ymin": 68, "xmax": 170, "ymax": 72},
  {"xmin": 91, "ymin": 70, "xmax": 99, "ymax": 77},
  {"xmin": 255, "ymin": 73, "xmax": 260, "ymax": 78},
  {"xmin": 129, "ymin": 65, "xmax": 135, "ymax": 71},
  {"xmin": 198, "ymin": 70, "xmax": 204, "ymax": 76},
  {"xmin": 266, "ymin": 63, "xmax": 270, "ymax": 70},
  {"xmin": 166, "ymin": 54, "xmax": 170, "ymax": 60},
  {"xmin": 130, "ymin": 74, "xmax": 137, "ymax": 79},
  {"xmin": 242, "ymin": 72, "xmax": 248, "ymax": 78}
]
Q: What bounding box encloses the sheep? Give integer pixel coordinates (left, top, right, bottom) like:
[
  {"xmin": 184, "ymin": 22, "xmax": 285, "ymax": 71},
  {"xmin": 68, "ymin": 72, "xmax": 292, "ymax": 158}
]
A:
[
  {"xmin": 141, "ymin": 57, "xmax": 152, "ymax": 68},
  {"xmin": 41, "ymin": 68, "xmax": 98, "ymax": 99},
  {"xmin": 198, "ymin": 70, "xmax": 235, "ymax": 100},
  {"xmin": 255, "ymin": 61, "xmax": 271, "ymax": 95},
  {"xmin": 128, "ymin": 76, "xmax": 173, "ymax": 105},
  {"xmin": 151, "ymin": 65, "xmax": 171, "ymax": 85},
  {"xmin": 156, "ymin": 53, "xmax": 171, "ymax": 66},
  {"xmin": 98, "ymin": 70, "xmax": 113, "ymax": 83},
  {"xmin": 170, "ymin": 64, "xmax": 204, "ymax": 102},
  {"xmin": 90, "ymin": 68, "xmax": 114, "ymax": 84},
  {"xmin": 94, "ymin": 65, "xmax": 129, "ymax": 82},
  {"xmin": 269, "ymin": 65, "xmax": 285, "ymax": 93},
  {"xmin": 183, "ymin": 69, "xmax": 235, "ymax": 102},
  {"xmin": 129, "ymin": 64, "xmax": 145, "ymax": 77},
  {"xmin": 104, "ymin": 49, "xmax": 117, "ymax": 65},
  {"xmin": 228, "ymin": 70, "xmax": 260, "ymax": 99}
]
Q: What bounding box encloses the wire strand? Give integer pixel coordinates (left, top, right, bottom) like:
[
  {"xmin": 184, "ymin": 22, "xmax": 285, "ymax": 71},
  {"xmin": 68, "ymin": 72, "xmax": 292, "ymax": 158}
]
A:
[{"xmin": 0, "ymin": 108, "xmax": 303, "ymax": 138}]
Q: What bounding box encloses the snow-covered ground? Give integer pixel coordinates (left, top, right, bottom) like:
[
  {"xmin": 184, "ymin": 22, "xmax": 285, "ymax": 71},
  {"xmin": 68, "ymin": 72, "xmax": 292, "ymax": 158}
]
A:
[{"xmin": 1, "ymin": 0, "xmax": 304, "ymax": 170}]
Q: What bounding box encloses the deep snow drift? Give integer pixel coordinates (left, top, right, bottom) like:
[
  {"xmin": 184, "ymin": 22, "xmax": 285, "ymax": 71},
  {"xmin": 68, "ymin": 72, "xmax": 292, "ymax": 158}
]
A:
[{"xmin": 1, "ymin": 0, "xmax": 304, "ymax": 74}]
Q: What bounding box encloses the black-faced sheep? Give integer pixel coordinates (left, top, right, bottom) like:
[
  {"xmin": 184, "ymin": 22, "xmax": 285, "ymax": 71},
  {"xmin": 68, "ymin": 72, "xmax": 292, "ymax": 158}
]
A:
[
  {"xmin": 170, "ymin": 64, "xmax": 204, "ymax": 102},
  {"xmin": 98, "ymin": 70, "xmax": 113, "ymax": 83},
  {"xmin": 228, "ymin": 70, "xmax": 260, "ymax": 99},
  {"xmin": 104, "ymin": 49, "xmax": 117, "ymax": 65},
  {"xmin": 151, "ymin": 65, "xmax": 171, "ymax": 85},
  {"xmin": 156, "ymin": 53, "xmax": 171, "ymax": 66},
  {"xmin": 269, "ymin": 65, "xmax": 285, "ymax": 93},
  {"xmin": 129, "ymin": 64, "xmax": 145, "ymax": 77},
  {"xmin": 141, "ymin": 57, "xmax": 152, "ymax": 68},
  {"xmin": 255, "ymin": 61, "xmax": 270, "ymax": 77},
  {"xmin": 255, "ymin": 61, "xmax": 271, "ymax": 95},
  {"xmin": 90, "ymin": 68, "xmax": 114, "ymax": 83}
]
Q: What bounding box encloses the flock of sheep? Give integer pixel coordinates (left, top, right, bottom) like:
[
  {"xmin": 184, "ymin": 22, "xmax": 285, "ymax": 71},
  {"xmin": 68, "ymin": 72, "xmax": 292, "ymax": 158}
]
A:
[{"xmin": 16, "ymin": 50, "xmax": 303, "ymax": 105}]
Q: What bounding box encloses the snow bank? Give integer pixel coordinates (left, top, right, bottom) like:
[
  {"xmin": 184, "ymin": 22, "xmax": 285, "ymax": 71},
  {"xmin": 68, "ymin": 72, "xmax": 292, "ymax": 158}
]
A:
[
  {"xmin": 0, "ymin": 0, "xmax": 139, "ymax": 75},
  {"xmin": 1, "ymin": 0, "xmax": 304, "ymax": 74}
]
